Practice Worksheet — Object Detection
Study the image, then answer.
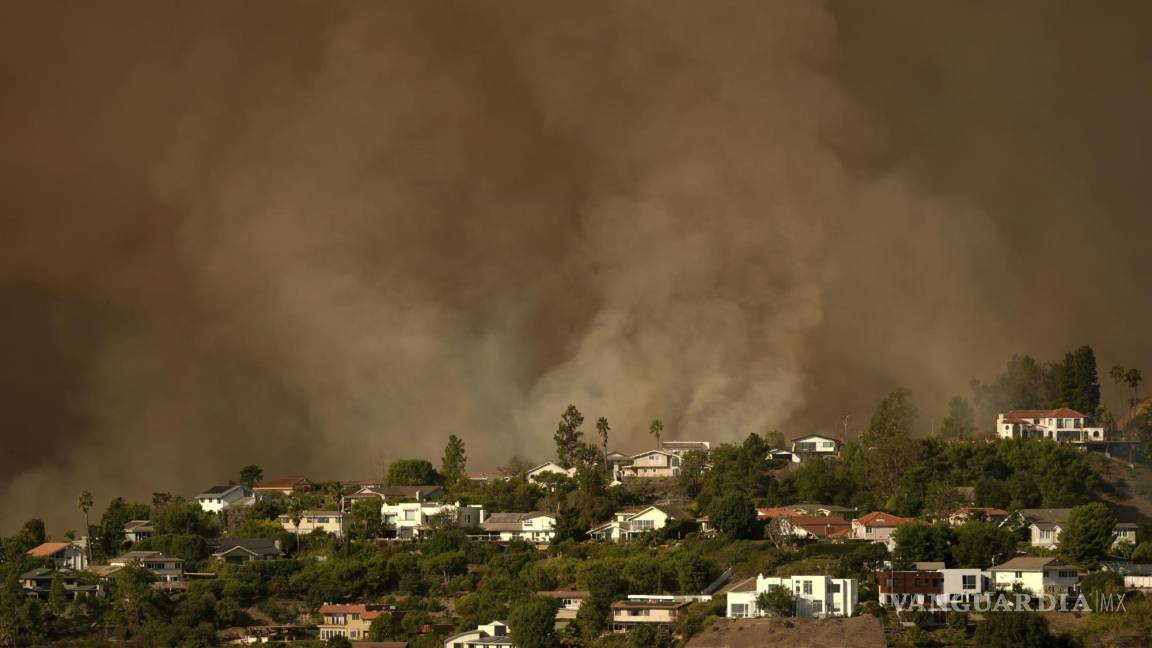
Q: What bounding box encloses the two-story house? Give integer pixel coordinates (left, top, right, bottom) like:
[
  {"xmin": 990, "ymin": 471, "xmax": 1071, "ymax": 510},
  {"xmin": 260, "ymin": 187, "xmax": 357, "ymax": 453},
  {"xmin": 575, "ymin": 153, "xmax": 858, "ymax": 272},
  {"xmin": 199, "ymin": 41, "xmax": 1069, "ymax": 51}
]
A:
[
  {"xmin": 343, "ymin": 484, "xmax": 445, "ymax": 511},
  {"xmin": 610, "ymin": 597, "xmax": 694, "ymax": 631},
  {"xmin": 851, "ymin": 512, "xmax": 915, "ymax": 549},
  {"xmin": 658, "ymin": 440, "xmax": 711, "ymax": 455},
  {"xmin": 26, "ymin": 542, "xmax": 88, "ymax": 570},
  {"xmin": 789, "ymin": 435, "xmax": 843, "ymax": 462},
  {"xmin": 122, "ymin": 520, "xmax": 155, "ymax": 544},
  {"xmin": 996, "ymin": 409, "xmax": 1106, "ymax": 444},
  {"xmin": 727, "ymin": 575, "xmax": 857, "ymax": 618},
  {"xmin": 381, "ymin": 502, "xmax": 486, "ymax": 539},
  {"xmin": 18, "ymin": 568, "xmax": 100, "ymax": 600},
  {"xmin": 875, "ymin": 570, "xmax": 943, "ymax": 607},
  {"xmin": 989, "ymin": 557, "xmax": 1081, "ymax": 595},
  {"xmin": 938, "ymin": 568, "xmax": 995, "ymax": 606},
  {"xmin": 444, "ymin": 621, "xmax": 516, "ymax": 648},
  {"xmin": 619, "ymin": 450, "xmax": 681, "ymax": 478},
  {"xmin": 278, "ymin": 510, "xmax": 348, "ymax": 538},
  {"xmin": 317, "ymin": 603, "xmax": 400, "ymax": 641},
  {"xmin": 109, "ymin": 551, "xmax": 184, "ymax": 582},
  {"xmin": 194, "ymin": 484, "xmax": 256, "ymax": 513},
  {"xmin": 480, "ymin": 512, "xmax": 557, "ymax": 543},
  {"xmin": 1007, "ymin": 508, "xmax": 1137, "ymax": 549},
  {"xmin": 587, "ymin": 505, "xmax": 690, "ymax": 542},
  {"xmin": 946, "ymin": 507, "xmax": 1009, "ymax": 527}
]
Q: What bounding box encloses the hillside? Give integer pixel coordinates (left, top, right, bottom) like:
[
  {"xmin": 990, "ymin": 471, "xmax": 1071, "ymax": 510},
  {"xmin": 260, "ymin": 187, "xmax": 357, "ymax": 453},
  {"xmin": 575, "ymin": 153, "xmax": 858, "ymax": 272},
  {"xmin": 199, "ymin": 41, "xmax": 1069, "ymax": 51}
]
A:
[
  {"xmin": 1089, "ymin": 452, "xmax": 1152, "ymax": 524},
  {"xmin": 685, "ymin": 616, "xmax": 886, "ymax": 648}
]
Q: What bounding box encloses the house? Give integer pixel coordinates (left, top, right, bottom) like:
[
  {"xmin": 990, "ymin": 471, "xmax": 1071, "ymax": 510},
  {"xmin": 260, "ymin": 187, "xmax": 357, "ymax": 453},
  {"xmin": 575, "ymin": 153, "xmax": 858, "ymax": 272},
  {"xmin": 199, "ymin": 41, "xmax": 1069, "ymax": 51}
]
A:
[
  {"xmin": 26, "ymin": 542, "xmax": 88, "ymax": 570},
  {"xmin": 587, "ymin": 505, "xmax": 691, "ymax": 542},
  {"xmin": 774, "ymin": 515, "xmax": 852, "ymax": 540},
  {"xmin": 344, "ymin": 485, "xmax": 446, "ymax": 511},
  {"xmin": 938, "ymin": 568, "xmax": 995, "ymax": 605},
  {"xmin": 659, "ymin": 440, "xmax": 711, "ymax": 455},
  {"xmin": 19, "ymin": 568, "xmax": 100, "ymax": 600},
  {"xmin": 996, "ymin": 409, "xmax": 1106, "ymax": 443},
  {"xmin": 122, "ymin": 520, "xmax": 155, "ymax": 544},
  {"xmin": 381, "ymin": 502, "xmax": 486, "ymax": 539},
  {"xmin": 610, "ymin": 597, "xmax": 694, "ymax": 631},
  {"xmin": 480, "ymin": 512, "xmax": 556, "ymax": 543},
  {"xmin": 195, "ymin": 484, "xmax": 256, "ymax": 513},
  {"xmin": 619, "ymin": 450, "xmax": 681, "ymax": 478},
  {"xmin": 946, "ymin": 507, "xmax": 1009, "ymax": 527},
  {"xmin": 766, "ymin": 448, "xmax": 794, "ymax": 462},
  {"xmin": 444, "ymin": 621, "xmax": 516, "ymax": 648},
  {"xmin": 537, "ymin": 590, "xmax": 589, "ymax": 620},
  {"xmin": 109, "ymin": 551, "xmax": 184, "ymax": 582},
  {"xmin": 789, "ymin": 435, "xmax": 842, "ymax": 462},
  {"xmin": 851, "ymin": 512, "xmax": 915, "ymax": 549},
  {"xmin": 788, "ymin": 504, "xmax": 858, "ymax": 521},
  {"xmin": 464, "ymin": 471, "xmax": 509, "ymax": 484},
  {"xmin": 1008, "ymin": 508, "xmax": 1136, "ymax": 549},
  {"xmin": 1101, "ymin": 562, "xmax": 1152, "ymax": 590},
  {"xmin": 211, "ymin": 538, "xmax": 283, "ymax": 563},
  {"xmin": 254, "ymin": 476, "xmax": 316, "ymax": 497},
  {"xmin": 278, "ymin": 510, "xmax": 348, "ymax": 538},
  {"xmin": 989, "ymin": 557, "xmax": 1081, "ymax": 595},
  {"xmin": 605, "ymin": 452, "xmax": 635, "ymax": 477},
  {"xmin": 526, "ymin": 462, "xmax": 576, "ymax": 484},
  {"xmin": 727, "ymin": 574, "xmax": 857, "ymax": 618},
  {"xmin": 318, "ymin": 603, "xmax": 401, "ymax": 641},
  {"xmin": 875, "ymin": 570, "xmax": 943, "ymax": 607}
]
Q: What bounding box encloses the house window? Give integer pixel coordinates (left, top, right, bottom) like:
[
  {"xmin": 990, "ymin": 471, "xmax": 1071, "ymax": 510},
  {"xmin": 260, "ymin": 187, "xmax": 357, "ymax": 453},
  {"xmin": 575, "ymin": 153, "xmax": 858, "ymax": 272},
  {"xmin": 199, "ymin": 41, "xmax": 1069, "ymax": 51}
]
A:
[
  {"xmin": 812, "ymin": 601, "xmax": 823, "ymax": 613},
  {"xmin": 1015, "ymin": 571, "xmax": 1023, "ymax": 579},
  {"xmin": 1058, "ymin": 570, "xmax": 1077, "ymax": 578},
  {"xmin": 829, "ymin": 582, "xmax": 841, "ymax": 593},
  {"xmin": 524, "ymin": 519, "xmax": 533, "ymax": 527},
  {"xmin": 962, "ymin": 575, "xmax": 976, "ymax": 590},
  {"xmin": 803, "ymin": 581, "xmax": 812, "ymax": 595},
  {"xmin": 731, "ymin": 603, "xmax": 748, "ymax": 617},
  {"xmin": 316, "ymin": 517, "xmax": 329, "ymax": 524}
]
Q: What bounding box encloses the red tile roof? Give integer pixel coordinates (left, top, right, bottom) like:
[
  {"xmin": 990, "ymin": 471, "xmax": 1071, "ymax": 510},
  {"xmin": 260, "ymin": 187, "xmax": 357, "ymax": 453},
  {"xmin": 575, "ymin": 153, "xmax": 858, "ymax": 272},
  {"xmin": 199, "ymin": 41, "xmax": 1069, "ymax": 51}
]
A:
[
  {"xmin": 1002, "ymin": 408, "xmax": 1087, "ymax": 419},
  {"xmin": 854, "ymin": 511, "xmax": 914, "ymax": 527},
  {"xmin": 951, "ymin": 506, "xmax": 1009, "ymax": 517},
  {"xmin": 26, "ymin": 542, "xmax": 74, "ymax": 558}
]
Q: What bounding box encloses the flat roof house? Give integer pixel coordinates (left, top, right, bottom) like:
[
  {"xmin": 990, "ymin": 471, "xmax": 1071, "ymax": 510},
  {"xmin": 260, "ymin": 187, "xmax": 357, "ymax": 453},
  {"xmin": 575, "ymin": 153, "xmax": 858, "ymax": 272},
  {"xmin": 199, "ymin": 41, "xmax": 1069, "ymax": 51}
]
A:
[
  {"xmin": 610, "ymin": 597, "xmax": 693, "ymax": 631},
  {"xmin": 444, "ymin": 621, "xmax": 516, "ymax": 648},
  {"xmin": 727, "ymin": 575, "xmax": 857, "ymax": 618},
  {"xmin": 536, "ymin": 590, "xmax": 589, "ymax": 620}
]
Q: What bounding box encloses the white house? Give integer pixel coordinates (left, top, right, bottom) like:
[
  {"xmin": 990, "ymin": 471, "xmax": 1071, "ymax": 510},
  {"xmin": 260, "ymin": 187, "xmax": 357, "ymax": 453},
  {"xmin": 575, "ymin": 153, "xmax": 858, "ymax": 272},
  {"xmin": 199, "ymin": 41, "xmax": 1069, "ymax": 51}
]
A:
[
  {"xmin": 26, "ymin": 542, "xmax": 88, "ymax": 570},
  {"xmin": 526, "ymin": 462, "xmax": 576, "ymax": 485},
  {"xmin": 852, "ymin": 512, "xmax": 915, "ymax": 550},
  {"xmin": 278, "ymin": 510, "xmax": 348, "ymax": 538},
  {"xmin": 480, "ymin": 512, "xmax": 557, "ymax": 542},
  {"xmin": 789, "ymin": 435, "xmax": 842, "ymax": 462},
  {"xmin": 939, "ymin": 568, "xmax": 995, "ymax": 605},
  {"xmin": 444, "ymin": 621, "xmax": 516, "ymax": 648},
  {"xmin": 194, "ymin": 484, "xmax": 256, "ymax": 514},
  {"xmin": 1008, "ymin": 508, "xmax": 1136, "ymax": 549},
  {"xmin": 537, "ymin": 590, "xmax": 589, "ymax": 620},
  {"xmin": 727, "ymin": 574, "xmax": 857, "ymax": 618},
  {"xmin": 110, "ymin": 550, "xmax": 184, "ymax": 582},
  {"xmin": 659, "ymin": 440, "xmax": 711, "ymax": 455},
  {"xmin": 587, "ymin": 505, "xmax": 690, "ymax": 542},
  {"xmin": 996, "ymin": 408, "xmax": 1106, "ymax": 443},
  {"xmin": 122, "ymin": 520, "xmax": 155, "ymax": 544},
  {"xmin": 381, "ymin": 501, "xmax": 486, "ymax": 539},
  {"xmin": 989, "ymin": 557, "xmax": 1081, "ymax": 595}
]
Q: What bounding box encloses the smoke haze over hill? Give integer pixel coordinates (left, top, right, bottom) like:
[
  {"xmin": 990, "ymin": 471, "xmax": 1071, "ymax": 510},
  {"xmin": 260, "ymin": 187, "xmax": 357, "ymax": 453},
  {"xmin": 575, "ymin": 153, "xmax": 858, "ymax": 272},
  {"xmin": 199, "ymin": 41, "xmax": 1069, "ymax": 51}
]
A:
[{"xmin": 2, "ymin": 0, "xmax": 1152, "ymax": 532}]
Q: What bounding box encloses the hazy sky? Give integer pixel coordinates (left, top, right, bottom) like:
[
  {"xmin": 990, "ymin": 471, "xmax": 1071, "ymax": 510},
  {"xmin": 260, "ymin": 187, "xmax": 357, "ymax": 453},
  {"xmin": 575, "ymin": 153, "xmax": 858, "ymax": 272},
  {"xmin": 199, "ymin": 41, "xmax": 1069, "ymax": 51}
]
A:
[{"xmin": 3, "ymin": 0, "xmax": 1151, "ymax": 534}]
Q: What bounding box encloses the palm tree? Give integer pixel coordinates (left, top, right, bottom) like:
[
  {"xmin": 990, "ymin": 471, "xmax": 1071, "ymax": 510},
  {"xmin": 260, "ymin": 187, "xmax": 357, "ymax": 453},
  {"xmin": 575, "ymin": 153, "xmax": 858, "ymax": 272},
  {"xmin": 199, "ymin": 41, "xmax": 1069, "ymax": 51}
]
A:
[
  {"xmin": 649, "ymin": 419, "xmax": 664, "ymax": 450},
  {"xmin": 327, "ymin": 481, "xmax": 345, "ymax": 512},
  {"xmin": 287, "ymin": 498, "xmax": 305, "ymax": 555},
  {"xmin": 596, "ymin": 417, "xmax": 611, "ymax": 477},
  {"xmin": 77, "ymin": 490, "xmax": 94, "ymax": 565}
]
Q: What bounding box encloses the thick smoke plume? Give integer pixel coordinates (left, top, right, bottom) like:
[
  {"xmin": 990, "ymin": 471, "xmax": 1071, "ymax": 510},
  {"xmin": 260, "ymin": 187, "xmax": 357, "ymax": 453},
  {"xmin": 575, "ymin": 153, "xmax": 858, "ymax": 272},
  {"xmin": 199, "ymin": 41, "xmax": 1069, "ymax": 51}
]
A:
[{"xmin": 2, "ymin": 0, "xmax": 1151, "ymax": 532}]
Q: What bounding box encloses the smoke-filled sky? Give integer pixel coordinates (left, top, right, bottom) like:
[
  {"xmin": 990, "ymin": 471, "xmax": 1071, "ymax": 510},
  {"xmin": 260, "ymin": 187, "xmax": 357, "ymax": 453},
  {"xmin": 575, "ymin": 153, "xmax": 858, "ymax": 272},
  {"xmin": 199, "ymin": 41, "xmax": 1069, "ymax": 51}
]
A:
[{"xmin": 3, "ymin": 1, "xmax": 1152, "ymax": 534}]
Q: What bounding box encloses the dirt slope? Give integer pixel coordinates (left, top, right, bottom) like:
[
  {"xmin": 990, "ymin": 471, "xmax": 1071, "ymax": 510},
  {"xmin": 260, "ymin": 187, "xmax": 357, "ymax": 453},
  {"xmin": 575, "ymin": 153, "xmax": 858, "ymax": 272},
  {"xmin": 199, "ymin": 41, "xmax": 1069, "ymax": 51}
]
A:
[{"xmin": 685, "ymin": 616, "xmax": 886, "ymax": 648}]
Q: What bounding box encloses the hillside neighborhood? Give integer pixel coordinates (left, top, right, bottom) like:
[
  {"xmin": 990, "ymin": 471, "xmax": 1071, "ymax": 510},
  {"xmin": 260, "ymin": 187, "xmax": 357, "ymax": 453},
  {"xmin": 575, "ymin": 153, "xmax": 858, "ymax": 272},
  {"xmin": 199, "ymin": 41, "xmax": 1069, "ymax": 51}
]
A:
[{"xmin": 3, "ymin": 348, "xmax": 1152, "ymax": 648}]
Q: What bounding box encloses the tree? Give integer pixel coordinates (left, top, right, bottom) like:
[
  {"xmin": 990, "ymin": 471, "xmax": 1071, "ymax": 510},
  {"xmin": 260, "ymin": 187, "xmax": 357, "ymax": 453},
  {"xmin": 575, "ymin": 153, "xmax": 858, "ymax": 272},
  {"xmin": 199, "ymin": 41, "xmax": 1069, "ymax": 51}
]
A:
[
  {"xmin": 554, "ymin": 405, "xmax": 586, "ymax": 469},
  {"xmin": 286, "ymin": 498, "xmax": 305, "ymax": 554},
  {"xmin": 1131, "ymin": 541, "xmax": 1152, "ymax": 563},
  {"xmin": 707, "ymin": 493, "xmax": 759, "ymax": 540},
  {"xmin": 351, "ymin": 499, "xmax": 383, "ymax": 540},
  {"xmin": 47, "ymin": 570, "xmax": 66, "ymax": 614},
  {"xmin": 892, "ymin": 524, "xmax": 955, "ymax": 567},
  {"xmin": 78, "ymin": 490, "xmax": 94, "ymax": 564},
  {"xmin": 1110, "ymin": 365, "xmax": 1144, "ymax": 407},
  {"xmin": 239, "ymin": 465, "xmax": 264, "ymax": 488},
  {"xmin": 627, "ymin": 624, "xmax": 673, "ymax": 648},
  {"xmin": 676, "ymin": 553, "xmax": 712, "ymax": 594},
  {"xmin": 326, "ymin": 636, "xmax": 353, "ymax": 648},
  {"xmin": 441, "ymin": 435, "xmax": 467, "ymax": 488},
  {"xmin": 386, "ymin": 459, "xmax": 439, "ymax": 486},
  {"xmin": 952, "ymin": 522, "xmax": 1017, "ymax": 569},
  {"xmin": 1058, "ymin": 502, "xmax": 1116, "ymax": 568},
  {"xmin": 676, "ymin": 450, "xmax": 709, "ymax": 497},
  {"xmin": 974, "ymin": 611, "xmax": 1053, "ymax": 648},
  {"xmin": 1060, "ymin": 345, "xmax": 1101, "ymax": 417},
  {"xmin": 596, "ymin": 417, "xmax": 610, "ymax": 473},
  {"xmin": 649, "ymin": 419, "xmax": 664, "ymax": 449},
  {"xmin": 756, "ymin": 586, "xmax": 795, "ymax": 617},
  {"xmin": 940, "ymin": 396, "xmax": 976, "ymax": 439},
  {"xmin": 862, "ymin": 389, "xmax": 921, "ymax": 502},
  {"xmin": 865, "ymin": 388, "xmax": 917, "ymax": 441},
  {"xmin": 1079, "ymin": 571, "xmax": 1125, "ymax": 612},
  {"xmin": 509, "ymin": 596, "xmax": 560, "ymax": 648}
]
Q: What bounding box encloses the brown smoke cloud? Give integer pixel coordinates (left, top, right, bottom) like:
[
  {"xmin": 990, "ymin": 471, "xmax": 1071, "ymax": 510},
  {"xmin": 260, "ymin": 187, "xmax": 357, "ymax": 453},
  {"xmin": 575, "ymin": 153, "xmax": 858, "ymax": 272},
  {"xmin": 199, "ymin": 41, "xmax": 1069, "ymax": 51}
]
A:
[{"xmin": 3, "ymin": 0, "xmax": 1151, "ymax": 533}]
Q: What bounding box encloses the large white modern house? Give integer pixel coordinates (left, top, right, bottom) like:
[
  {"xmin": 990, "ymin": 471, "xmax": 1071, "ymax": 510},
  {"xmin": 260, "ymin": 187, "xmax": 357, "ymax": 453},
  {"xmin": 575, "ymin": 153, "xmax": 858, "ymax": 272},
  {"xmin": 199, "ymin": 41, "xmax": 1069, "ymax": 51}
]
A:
[
  {"xmin": 996, "ymin": 409, "xmax": 1105, "ymax": 444},
  {"xmin": 727, "ymin": 574, "xmax": 858, "ymax": 618}
]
